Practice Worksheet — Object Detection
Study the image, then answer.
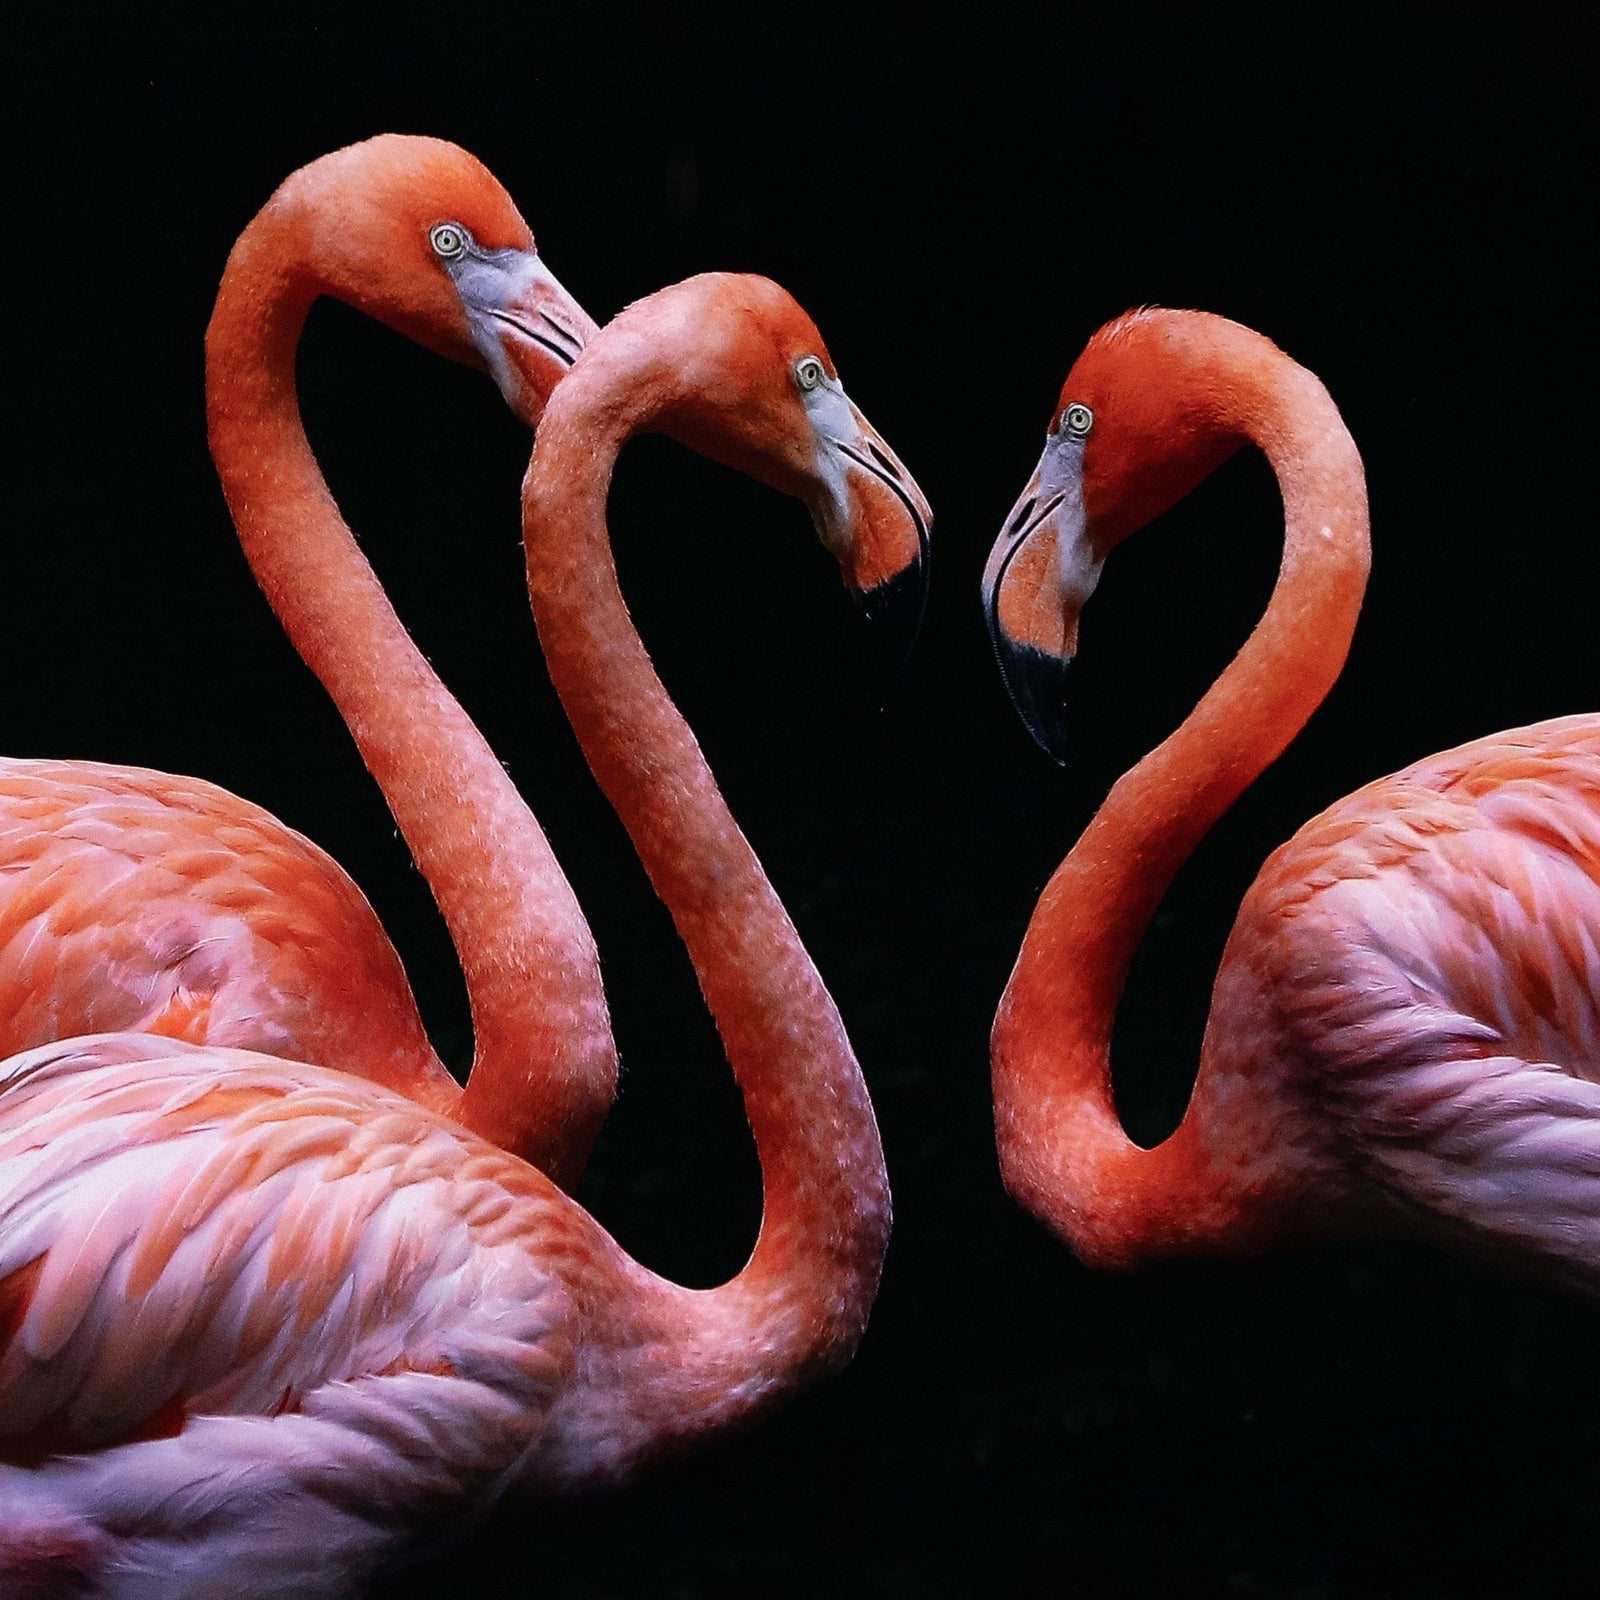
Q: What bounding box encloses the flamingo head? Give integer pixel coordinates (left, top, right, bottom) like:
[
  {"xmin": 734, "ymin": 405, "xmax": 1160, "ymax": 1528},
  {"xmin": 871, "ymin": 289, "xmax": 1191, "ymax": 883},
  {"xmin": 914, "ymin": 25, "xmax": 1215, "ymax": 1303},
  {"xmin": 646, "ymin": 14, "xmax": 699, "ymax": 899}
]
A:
[
  {"xmin": 982, "ymin": 308, "xmax": 1249, "ymax": 761},
  {"xmin": 585, "ymin": 273, "xmax": 932, "ymax": 648},
  {"xmin": 277, "ymin": 133, "xmax": 597, "ymax": 426}
]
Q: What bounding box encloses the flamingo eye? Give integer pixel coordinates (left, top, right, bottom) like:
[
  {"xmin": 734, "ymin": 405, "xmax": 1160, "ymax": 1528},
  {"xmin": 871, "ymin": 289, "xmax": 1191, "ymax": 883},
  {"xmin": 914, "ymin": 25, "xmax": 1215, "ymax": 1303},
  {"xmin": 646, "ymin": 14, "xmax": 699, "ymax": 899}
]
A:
[
  {"xmin": 429, "ymin": 223, "xmax": 469, "ymax": 260},
  {"xmin": 794, "ymin": 356, "xmax": 825, "ymax": 392},
  {"xmin": 1060, "ymin": 403, "xmax": 1094, "ymax": 438}
]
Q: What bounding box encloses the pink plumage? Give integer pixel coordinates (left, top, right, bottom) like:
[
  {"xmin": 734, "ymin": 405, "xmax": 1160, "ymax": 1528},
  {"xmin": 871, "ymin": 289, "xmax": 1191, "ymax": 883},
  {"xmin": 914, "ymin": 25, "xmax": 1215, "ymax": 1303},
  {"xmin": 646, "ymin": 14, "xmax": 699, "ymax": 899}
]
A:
[
  {"xmin": 0, "ymin": 1033, "xmax": 597, "ymax": 1597},
  {"xmin": 1217, "ymin": 717, "xmax": 1600, "ymax": 1286}
]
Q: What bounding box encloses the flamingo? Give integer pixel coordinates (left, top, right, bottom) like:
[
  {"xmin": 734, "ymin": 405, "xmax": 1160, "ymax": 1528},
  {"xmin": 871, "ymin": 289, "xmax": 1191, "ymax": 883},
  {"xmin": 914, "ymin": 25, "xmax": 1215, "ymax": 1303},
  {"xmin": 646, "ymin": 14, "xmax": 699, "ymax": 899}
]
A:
[
  {"xmin": 982, "ymin": 306, "xmax": 1600, "ymax": 1295},
  {"xmin": 0, "ymin": 270, "xmax": 924, "ymax": 1597},
  {"xmin": 0, "ymin": 135, "xmax": 616, "ymax": 1189}
]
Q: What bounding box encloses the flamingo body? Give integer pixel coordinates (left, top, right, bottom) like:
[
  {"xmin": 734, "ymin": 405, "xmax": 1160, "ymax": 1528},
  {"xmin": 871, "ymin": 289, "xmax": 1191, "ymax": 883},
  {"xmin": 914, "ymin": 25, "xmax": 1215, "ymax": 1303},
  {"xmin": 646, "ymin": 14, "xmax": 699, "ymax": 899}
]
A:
[
  {"xmin": 0, "ymin": 760, "xmax": 446, "ymax": 1107},
  {"xmin": 1201, "ymin": 715, "xmax": 1600, "ymax": 1283},
  {"xmin": 0, "ymin": 1033, "xmax": 587, "ymax": 1596},
  {"xmin": 985, "ymin": 306, "xmax": 1600, "ymax": 1293}
]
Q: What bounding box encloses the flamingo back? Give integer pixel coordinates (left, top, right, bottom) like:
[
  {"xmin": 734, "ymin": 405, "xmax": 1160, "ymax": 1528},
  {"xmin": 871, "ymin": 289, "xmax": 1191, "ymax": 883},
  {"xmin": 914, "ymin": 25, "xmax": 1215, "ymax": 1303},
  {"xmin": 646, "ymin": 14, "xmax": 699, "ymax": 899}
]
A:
[
  {"xmin": 0, "ymin": 1033, "xmax": 587, "ymax": 1594},
  {"xmin": 1206, "ymin": 714, "xmax": 1600, "ymax": 1286},
  {"xmin": 0, "ymin": 759, "xmax": 454, "ymax": 1108}
]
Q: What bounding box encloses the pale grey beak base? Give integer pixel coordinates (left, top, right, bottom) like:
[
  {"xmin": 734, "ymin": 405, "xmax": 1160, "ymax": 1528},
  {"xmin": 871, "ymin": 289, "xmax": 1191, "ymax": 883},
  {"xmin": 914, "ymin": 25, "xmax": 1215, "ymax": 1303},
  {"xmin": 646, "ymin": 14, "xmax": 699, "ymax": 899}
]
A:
[
  {"xmin": 803, "ymin": 377, "xmax": 933, "ymax": 659},
  {"xmin": 444, "ymin": 247, "xmax": 594, "ymax": 409}
]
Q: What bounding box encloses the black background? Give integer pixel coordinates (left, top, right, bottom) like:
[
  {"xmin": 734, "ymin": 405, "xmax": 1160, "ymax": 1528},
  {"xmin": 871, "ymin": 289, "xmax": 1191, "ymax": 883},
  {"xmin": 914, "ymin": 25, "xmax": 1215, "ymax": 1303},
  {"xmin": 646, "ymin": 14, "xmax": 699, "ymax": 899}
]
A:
[{"xmin": 4, "ymin": 6, "xmax": 1597, "ymax": 1597}]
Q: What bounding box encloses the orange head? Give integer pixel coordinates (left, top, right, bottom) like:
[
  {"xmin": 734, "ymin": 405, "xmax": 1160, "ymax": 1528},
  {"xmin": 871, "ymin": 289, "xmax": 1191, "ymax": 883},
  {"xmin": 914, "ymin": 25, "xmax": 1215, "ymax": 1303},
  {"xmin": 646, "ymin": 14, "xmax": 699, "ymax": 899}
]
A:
[
  {"xmin": 981, "ymin": 308, "xmax": 1256, "ymax": 760},
  {"xmin": 567, "ymin": 272, "xmax": 931, "ymax": 640},
  {"xmin": 236, "ymin": 133, "xmax": 597, "ymax": 425}
]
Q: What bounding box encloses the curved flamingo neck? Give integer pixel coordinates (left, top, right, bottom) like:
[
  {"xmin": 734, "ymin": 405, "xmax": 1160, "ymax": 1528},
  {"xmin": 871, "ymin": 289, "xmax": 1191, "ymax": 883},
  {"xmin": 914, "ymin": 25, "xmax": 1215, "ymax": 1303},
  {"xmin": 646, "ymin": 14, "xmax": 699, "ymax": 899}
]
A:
[
  {"xmin": 521, "ymin": 345, "xmax": 890, "ymax": 1457},
  {"xmin": 993, "ymin": 337, "xmax": 1370, "ymax": 1265},
  {"xmin": 203, "ymin": 198, "xmax": 615, "ymax": 1186}
]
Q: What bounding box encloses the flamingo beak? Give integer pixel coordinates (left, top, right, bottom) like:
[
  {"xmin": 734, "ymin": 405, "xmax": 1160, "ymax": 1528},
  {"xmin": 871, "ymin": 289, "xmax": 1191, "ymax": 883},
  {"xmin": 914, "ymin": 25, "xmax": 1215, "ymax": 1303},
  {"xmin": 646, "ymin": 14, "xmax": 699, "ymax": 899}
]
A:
[
  {"xmin": 981, "ymin": 429, "xmax": 1097, "ymax": 764},
  {"xmin": 444, "ymin": 248, "xmax": 599, "ymax": 427},
  {"xmin": 807, "ymin": 390, "xmax": 932, "ymax": 662}
]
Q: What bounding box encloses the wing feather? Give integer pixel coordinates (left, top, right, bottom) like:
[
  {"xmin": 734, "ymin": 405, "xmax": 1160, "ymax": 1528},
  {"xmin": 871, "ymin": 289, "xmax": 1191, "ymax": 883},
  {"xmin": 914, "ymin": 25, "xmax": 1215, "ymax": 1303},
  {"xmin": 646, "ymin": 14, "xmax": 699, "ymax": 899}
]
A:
[
  {"xmin": 0, "ymin": 1033, "xmax": 578, "ymax": 1463},
  {"xmin": 1222, "ymin": 716, "xmax": 1600, "ymax": 1283}
]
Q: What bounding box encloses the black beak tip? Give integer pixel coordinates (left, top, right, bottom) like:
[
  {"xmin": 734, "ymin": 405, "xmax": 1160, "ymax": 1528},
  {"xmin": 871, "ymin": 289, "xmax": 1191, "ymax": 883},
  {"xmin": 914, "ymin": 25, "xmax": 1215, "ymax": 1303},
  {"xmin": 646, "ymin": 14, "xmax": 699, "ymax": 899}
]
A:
[
  {"xmin": 853, "ymin": 557, "xmax": 930, "ymax": 666},
  {"xmin": 997, "ymin": 643, "xmax": 1072, "ymax": 765}
]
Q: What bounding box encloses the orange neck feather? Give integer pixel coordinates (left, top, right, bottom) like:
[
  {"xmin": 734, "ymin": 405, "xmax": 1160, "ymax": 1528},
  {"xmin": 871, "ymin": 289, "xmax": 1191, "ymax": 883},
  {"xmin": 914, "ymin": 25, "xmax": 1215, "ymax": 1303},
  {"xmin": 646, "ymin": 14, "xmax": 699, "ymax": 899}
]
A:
[
  {"xmin": 993, "ymin": 323, "xmax": 1370, "ymax": 1264},
  {"xmin": 520, "ymin": 327, "xmax": 890, "ymax": 1447},
  {"xmin": 203, "ymin": 182, "xmax": 615, "ymax": 1187}
]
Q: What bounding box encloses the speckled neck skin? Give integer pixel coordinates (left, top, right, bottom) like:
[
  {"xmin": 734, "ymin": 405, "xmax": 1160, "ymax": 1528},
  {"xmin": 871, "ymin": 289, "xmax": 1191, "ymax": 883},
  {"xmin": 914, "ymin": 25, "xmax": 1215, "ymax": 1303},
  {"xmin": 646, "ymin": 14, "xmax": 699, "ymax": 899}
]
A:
[
  {"xmin": 517, "ymin": 278, "xmax": 891, "ymax": 1473},
  {"xmin": 992, "ymin": 312, "xmax": 1370, "ymax": 1265},
  {"xmin": 204, "ymin": 140, "xmax": 616, "ymax": 1186}
]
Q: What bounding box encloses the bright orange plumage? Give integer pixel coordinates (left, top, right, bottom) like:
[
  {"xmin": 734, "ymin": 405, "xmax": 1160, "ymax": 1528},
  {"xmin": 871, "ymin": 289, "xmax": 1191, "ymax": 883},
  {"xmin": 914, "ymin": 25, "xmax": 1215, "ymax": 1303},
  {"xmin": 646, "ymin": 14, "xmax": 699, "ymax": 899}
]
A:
[{"xmin": 0, "ymin": 759, "xmax": 441, "ymax": 1102}]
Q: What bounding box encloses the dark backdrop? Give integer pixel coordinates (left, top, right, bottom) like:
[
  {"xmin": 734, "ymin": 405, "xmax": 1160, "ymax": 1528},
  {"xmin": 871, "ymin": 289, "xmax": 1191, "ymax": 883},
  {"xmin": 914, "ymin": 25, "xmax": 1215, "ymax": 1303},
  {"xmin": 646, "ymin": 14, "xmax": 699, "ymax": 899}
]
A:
[{"xmin": 4, "ymin": 7, "xmax": 1596, "ymax": 1597}]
